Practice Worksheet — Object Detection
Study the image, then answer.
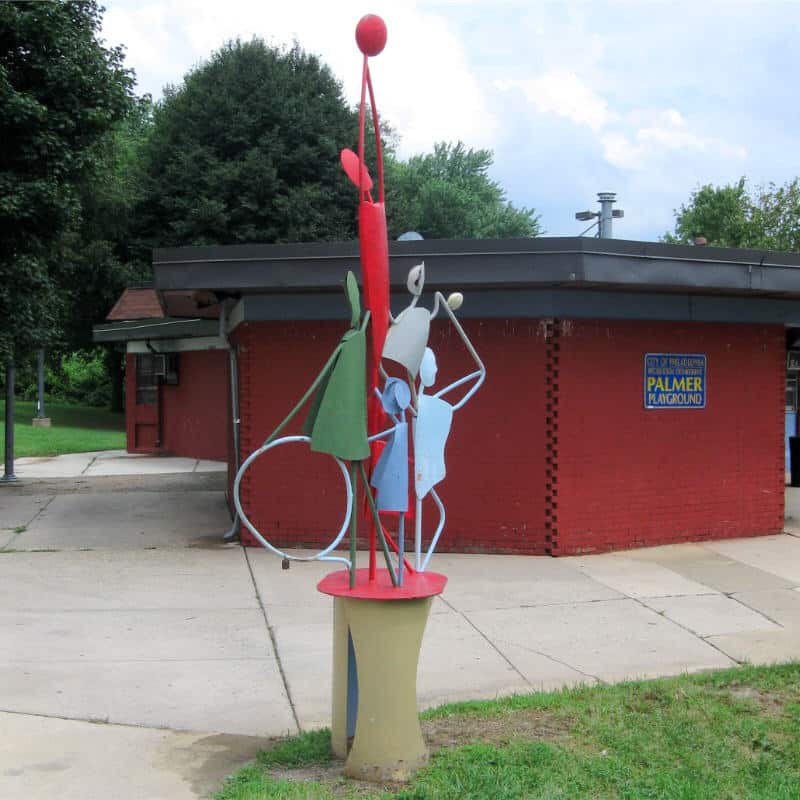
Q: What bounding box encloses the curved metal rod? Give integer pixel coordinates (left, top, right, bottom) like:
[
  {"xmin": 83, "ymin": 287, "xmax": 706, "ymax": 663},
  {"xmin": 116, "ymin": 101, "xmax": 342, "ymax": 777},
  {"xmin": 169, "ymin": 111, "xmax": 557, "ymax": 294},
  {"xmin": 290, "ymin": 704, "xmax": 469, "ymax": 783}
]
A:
[
  {"xmin": 368, "ymin": 426, "xmax": 396, "ymax": 442},
  {"xmin": 431, "ymin": 291, "xmax": 486, "ymax": 411},
  {"xmin": 421, "ymin": 487, "xmax": 446, "ymax": 572},
  {"xmin": 233, "ymin": 435, "xmax": 352, "ymax": 569}
]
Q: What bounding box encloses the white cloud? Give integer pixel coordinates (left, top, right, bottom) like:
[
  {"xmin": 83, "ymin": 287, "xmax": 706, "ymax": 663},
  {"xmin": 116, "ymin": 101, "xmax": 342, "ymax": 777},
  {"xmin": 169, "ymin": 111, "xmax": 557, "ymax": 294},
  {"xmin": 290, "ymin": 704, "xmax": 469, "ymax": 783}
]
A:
[
  {"xmin": 495, "ymin": 68, "xmax": 746, "ymax": 173},
  {"xmin": 496, "ymin": 72, "xmax": 615, "ymax": 132},
  {"xmin": 102, "ymin": 0, "xmax": 496, "ymax": 157},
  {"xmin": 601, "ymin": 109, "xmax": 748, "ymax": 170}
]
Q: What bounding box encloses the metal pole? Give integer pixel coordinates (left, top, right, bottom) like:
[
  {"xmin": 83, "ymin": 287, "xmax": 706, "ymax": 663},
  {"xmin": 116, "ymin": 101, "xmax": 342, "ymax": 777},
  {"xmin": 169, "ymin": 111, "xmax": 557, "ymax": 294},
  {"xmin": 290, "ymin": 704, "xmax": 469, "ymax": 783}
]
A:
[
  {"xmin": 598, "ymin": 192, "xmax": 616, "ymax": 239},
  {"xmin": 2, "ymin": 363, "xmax": 16, "ymax": 482},
  {"xmin": 37, "ymin": 349, "xmax": 45, "ymax": 418},
  {"xmin": 222, "ymin": 344, "xmax": 241, "ymax": 542}
]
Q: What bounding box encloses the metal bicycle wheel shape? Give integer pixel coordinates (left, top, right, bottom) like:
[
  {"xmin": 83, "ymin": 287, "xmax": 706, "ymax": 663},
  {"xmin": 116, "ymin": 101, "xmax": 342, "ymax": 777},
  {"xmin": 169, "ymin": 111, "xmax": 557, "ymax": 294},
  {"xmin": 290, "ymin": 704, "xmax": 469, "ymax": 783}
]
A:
[{"xmin": 233, "ymin": 435, "xmax": 353, "ymax": 569}]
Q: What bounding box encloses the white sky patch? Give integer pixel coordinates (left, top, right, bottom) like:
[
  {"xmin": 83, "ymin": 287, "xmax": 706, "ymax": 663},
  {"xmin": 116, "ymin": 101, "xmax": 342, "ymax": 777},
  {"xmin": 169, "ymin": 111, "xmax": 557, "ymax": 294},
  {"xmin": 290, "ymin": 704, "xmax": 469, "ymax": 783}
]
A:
[
  {"xmin": 495, "ymin": 72, "xmax": 615, "ymax": 133},
  {"xmin": 494, "ymin": 68, "xmax": 747, "ymax": 173},
  {"xmin": 601, "ymin": 109, "xmax": 747, "ymax": 170},
  {"xmin": 102, "ymin": 3, "xmax": 185, "ymax": 89},
  {"xmin": 102, "ymin": 0, "xmax": 496, "ymax": 157}
]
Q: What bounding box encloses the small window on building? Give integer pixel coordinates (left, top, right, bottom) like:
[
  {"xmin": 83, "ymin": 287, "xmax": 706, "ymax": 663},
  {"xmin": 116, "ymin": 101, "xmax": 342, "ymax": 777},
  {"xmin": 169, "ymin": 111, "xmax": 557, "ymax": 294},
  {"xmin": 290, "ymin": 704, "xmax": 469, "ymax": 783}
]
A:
[{"xmin": 136, "ymin": 354, "xmax": 159, "ymax": 405}]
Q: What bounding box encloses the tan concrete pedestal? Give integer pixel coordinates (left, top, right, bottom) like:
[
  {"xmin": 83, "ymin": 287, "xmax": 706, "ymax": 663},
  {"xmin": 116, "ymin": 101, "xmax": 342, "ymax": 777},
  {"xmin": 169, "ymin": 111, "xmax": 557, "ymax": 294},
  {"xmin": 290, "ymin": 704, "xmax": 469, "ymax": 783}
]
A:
[
  {"xmin": 31, "ymin": 417, "xmax": 51, "ymax": 428},
  {"xmin": 331, "ymin": 594, "xmax": 433, "ymax": 781}
]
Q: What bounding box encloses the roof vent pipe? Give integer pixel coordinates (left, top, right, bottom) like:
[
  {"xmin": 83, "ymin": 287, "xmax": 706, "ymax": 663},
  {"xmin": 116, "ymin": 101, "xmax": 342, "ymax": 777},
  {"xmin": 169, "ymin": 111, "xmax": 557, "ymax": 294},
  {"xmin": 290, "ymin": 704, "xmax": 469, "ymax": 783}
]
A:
[
  {"xmin": 597, "ymin": 192, "xmax": 621, "ymax": 239},
  {"xmin": 575, "ymin": 192, "xmax": 624, "ymax": 238}
]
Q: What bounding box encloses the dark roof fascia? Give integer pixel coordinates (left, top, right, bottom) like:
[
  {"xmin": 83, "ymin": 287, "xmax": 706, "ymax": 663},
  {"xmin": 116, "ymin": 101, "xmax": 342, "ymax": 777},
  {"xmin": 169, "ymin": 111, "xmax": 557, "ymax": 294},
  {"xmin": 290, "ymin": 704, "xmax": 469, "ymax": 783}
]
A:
[
  {"xmin": 152, "ymin": 237, "xmax": 800, "ymax": 298},
  {"xmin": 237, "ymin": 288, "xmax": 800, "ymax": 326},
  {"xmin": 93, "ymin": 317, "xmax": 219, "ymax": 343}
]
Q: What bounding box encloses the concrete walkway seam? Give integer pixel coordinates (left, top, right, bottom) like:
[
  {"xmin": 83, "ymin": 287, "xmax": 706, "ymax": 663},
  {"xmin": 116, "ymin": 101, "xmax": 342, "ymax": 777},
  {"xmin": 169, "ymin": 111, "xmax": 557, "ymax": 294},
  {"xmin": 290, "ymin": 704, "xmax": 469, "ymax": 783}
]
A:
[
  {"xmin": 628, "ymin": 594, "xmax": 741, "ymax": 666},
  {"xmin": 243, "ymin": 547, "xmax": 301, "ymax": 733},
  {"xmin": 0, "ymin": 706, "xmax": 181, "ymax": 732},
  {"xmin": 439, "ymin": 595, "xmax": 538, "ymax": 687},
  {"xmin": 517, "ymin": 592, "xmax": 719, "ymax": 609},
  {"xmin": 80, "ymin": 455, "xmax": 99, "ymax": 476},
  {"xmin": 727, "ymin": 592, "xmax": 787, "ymax": 629},
  {"xmin": 573, "ymin": 560, "xmax": 744, "ymax": 666},
  {"xmin": 1, "ymin": 494, "xmax": 57, "ymax": 551},
  {"xmin": 26, "ymin": 494, "xmax": 57, "ymax": 530}
]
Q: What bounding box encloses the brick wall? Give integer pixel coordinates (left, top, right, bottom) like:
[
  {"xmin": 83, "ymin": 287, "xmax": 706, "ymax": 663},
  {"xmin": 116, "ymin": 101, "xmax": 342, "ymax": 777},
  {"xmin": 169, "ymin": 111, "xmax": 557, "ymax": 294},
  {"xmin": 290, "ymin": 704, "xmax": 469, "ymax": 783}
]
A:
[
  {"xmin": 161, "ymin": 349, "xmax": 229, "ymax": 461},
  {"xmin": 233, "ymin": 318, "xmax": 549, "ymax": 553},
  {"xmin": 232, "ymin": 316, "xmax": 784, "ymax": 556},
  {"xmin": 234, "ymin": 321, "xmax": 355, "ymax": 549},
  {"xmin": 427, "ymin": 318, "xmax": 548, "ymax": 554},
  {"xmin": 552, "ymin": 319, "xmax": 785, "ymax": 555}
]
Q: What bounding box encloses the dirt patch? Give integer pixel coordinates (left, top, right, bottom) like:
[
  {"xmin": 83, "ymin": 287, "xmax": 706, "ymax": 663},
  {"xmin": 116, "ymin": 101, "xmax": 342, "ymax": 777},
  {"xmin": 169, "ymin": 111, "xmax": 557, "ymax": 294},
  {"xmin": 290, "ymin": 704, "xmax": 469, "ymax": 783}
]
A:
[
  {"xmin": 728, "ymin": 686, "xmax": 762, "ymax": 702},
  {"xmin": 421, "ymin": 709, "xmax": 572, "ymax": 751},
  {"xmin": 725, "ymin": 684, "xmax": 794, "ymax": 717},
  {"xmin": 263, "ymin": 712, "xmax": 573, "ymax": 796},
  {"xmin": 188, "ymin": 533, "xmax": 239, "ymax": 550},
  {"xmin": 268, "ymin": 763, "xmax": 388, "ymax": 797}
]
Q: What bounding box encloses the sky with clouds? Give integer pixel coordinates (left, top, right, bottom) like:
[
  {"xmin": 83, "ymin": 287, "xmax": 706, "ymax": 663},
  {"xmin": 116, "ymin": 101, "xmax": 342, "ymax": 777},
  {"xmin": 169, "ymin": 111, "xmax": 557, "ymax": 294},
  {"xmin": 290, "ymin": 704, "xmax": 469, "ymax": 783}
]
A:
[{"xmin": 101, "ymin": 0, "xmax": 800, "ymax": 241}]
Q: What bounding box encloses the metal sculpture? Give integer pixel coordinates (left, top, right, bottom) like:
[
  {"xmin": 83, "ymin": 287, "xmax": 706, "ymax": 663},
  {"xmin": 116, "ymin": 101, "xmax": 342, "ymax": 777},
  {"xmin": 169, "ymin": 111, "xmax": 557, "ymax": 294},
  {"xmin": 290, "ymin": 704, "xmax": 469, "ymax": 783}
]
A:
[{"xmin": 232, "ymin": 13, "xmax": 486, "ymax": 781}]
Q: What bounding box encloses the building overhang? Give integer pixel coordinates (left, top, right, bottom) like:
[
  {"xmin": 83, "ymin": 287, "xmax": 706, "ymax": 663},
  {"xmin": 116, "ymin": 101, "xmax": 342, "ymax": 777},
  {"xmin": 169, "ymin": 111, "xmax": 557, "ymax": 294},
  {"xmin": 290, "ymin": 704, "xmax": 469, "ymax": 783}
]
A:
[
  {"xmin": 124, "ymin": 335, "xmax": 228, "ymax": 354},
  {"xmin": 153, "ymin": 237, "xmax": 800, "ymax": 298},
  {"xmin": 93, "ymin": 317, "xmax": 220, "ymax": 344},
  {"xmin": 227, "ymin": 287, "xmax": 800, "ymax": 326}
]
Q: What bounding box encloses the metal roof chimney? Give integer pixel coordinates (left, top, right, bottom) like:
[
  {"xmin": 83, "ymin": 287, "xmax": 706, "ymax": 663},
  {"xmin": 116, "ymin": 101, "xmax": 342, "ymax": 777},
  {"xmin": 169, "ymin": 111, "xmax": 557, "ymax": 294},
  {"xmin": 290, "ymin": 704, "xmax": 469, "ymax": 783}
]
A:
[
  {"xmin": 597, "ymin": 192, "xmax": 619, "ymax": 238},
  {"xmin": 575, "ymin": 192, "xmax": 625, "ymax": 238}
]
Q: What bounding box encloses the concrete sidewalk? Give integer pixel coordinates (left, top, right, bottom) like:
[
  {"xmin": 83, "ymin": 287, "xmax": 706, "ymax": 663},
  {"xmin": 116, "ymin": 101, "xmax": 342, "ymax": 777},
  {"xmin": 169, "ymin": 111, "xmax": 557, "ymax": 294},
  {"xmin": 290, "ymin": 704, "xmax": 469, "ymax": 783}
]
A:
[
  {"xmin": 1, "ymin": 470, "xmax": 800, "ymax": 798},
  {"xmin": 12, "ymin": 449, "xmax": 226, "ymax": 479}
]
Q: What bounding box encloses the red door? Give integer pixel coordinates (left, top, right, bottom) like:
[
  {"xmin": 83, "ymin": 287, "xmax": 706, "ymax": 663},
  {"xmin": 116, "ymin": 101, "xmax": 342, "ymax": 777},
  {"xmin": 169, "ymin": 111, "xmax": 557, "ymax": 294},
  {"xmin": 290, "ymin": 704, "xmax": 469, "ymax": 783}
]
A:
[{"xmin": 126, "ymin": 354, "xmax": 161, "ymax": 452}]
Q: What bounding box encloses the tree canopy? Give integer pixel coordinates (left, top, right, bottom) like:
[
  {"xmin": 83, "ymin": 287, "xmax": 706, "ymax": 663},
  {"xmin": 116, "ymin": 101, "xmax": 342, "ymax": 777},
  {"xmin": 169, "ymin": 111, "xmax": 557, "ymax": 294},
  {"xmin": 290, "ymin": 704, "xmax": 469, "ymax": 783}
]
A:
[
  {"xmin": 0, "ymin": 0, "xmax": 133, "ymax": 364},
  {"xmin": 385, "ymin": 142, "xmax": 541, "ymax": 240},
  {"xmin": 60, "ymin": 96, "xmax": 153, "ymax": 352},
  {"xmin": 134, "ymin": 39, "xmax": 360, "ymax": 248},
  {"xmin": 1, "ymin": 13, "xmax": 541, "ymax": 392},
  {"xmin": 665, "ymin": 177, "xmax": 800, "ymax": 252}
]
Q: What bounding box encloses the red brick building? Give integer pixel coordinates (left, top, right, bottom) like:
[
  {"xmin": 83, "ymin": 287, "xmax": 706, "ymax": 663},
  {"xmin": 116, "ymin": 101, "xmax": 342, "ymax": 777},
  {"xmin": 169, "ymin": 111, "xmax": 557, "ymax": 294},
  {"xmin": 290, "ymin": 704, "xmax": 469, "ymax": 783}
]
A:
[
  {"xmin": 95, "ymin": 288, "xmax": 229, "ymax": 460},
  {"xmin": 97, "ymin": 237, "xmax": 800, "ymax": 555}
]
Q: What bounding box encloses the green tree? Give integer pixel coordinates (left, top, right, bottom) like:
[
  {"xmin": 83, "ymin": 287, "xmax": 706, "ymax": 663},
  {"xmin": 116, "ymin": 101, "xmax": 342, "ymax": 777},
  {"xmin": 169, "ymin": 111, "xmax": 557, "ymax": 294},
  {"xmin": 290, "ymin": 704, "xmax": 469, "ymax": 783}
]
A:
[
  {"xmin": 0, "ymin": 0, "xmax": 134, "ymax": 365},
  {"xmin": 135, "ymin": 39, "xmax": 359, "ymax": 248},
  {"xmin": 60, "ymin": 96, "xmax": 153, "ymax": 354},
  {"xmin": 384, "ymin": 142, "xmax": 540, "ymax": 240},
  {"xmin": 665, "ymin": 177, "xmax": 800, "ymax": 251}
]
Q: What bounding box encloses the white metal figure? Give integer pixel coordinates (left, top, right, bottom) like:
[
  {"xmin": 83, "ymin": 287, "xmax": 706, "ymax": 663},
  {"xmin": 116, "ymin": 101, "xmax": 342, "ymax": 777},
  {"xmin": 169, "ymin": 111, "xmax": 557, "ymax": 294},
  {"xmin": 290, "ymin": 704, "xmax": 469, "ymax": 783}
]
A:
[{"xmin": 380, "ymin": 262, "xmax": 486, "ymax": 570}]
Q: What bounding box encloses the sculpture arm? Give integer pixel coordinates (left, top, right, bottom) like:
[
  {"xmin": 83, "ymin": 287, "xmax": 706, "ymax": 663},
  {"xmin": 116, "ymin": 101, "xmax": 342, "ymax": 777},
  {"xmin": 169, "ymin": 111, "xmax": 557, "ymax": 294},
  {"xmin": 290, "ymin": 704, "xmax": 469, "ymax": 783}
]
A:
[
  {"xmin": 367, "ymin": 426, "xmax": 397, "ymax": 442},
  {"xmin": 431, "ymin": 292, "xmax": 486, "ymax": 410}
]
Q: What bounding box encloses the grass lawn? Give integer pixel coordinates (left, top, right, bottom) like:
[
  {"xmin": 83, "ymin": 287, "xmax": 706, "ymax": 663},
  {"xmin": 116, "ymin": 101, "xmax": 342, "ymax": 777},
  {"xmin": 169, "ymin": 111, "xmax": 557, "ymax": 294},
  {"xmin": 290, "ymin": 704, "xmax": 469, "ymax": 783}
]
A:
[
  {"xmin": 216, "ymin": 663, "xmax": 800, "ymax": 800},
  {"xmin": 0, "ymin": 399, "xmax": 125, "ymax": 458}
]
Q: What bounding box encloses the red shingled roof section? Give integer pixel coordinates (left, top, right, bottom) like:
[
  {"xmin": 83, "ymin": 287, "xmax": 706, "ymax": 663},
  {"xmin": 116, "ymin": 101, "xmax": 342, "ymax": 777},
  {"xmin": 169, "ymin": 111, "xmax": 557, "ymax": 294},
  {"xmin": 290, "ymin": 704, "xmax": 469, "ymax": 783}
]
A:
[
  {"xmin": 105, "ymin": 289, "xmax": 221, "ymax": 321},
  {"xmin": 106, "ymin": 288, "xmax": 165, "ymax": 321}
]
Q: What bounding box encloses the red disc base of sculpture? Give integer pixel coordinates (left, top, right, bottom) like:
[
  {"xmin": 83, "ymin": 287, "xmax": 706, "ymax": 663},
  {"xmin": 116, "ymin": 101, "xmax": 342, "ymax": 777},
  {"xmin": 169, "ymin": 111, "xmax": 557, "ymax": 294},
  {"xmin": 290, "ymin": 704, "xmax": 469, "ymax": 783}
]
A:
[{"xmin": 318, "ymin": 568, "xmax": 447, "ymax": 600}]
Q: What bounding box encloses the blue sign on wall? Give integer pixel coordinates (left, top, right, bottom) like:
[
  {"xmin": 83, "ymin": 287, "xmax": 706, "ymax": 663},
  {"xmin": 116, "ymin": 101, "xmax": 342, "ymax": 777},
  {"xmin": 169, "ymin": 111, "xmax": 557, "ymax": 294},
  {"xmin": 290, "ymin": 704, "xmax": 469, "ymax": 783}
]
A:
[{"xmin": 644, "ymin": 353, "xmax": 706, "ymax": 409}]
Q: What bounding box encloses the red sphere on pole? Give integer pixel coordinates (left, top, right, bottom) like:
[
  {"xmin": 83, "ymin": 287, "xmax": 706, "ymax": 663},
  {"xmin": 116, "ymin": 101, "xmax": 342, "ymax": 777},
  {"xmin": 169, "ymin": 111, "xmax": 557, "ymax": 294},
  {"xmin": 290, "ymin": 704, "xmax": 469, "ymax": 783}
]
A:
[{"xmin": 355, "ymin": 14, "xmax": 387, "ymax": 57}]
